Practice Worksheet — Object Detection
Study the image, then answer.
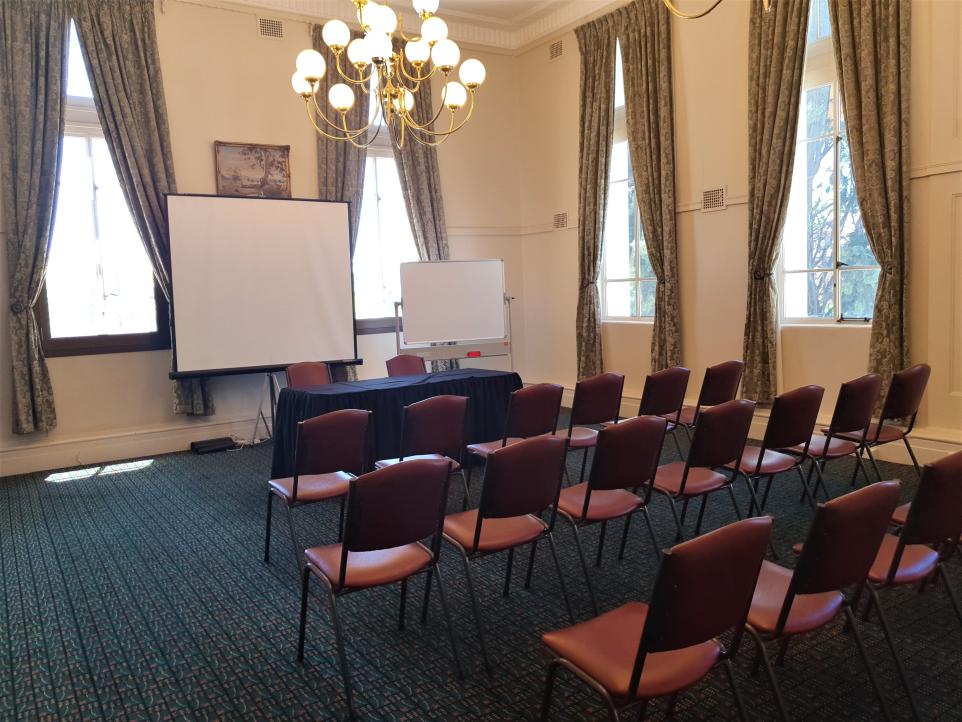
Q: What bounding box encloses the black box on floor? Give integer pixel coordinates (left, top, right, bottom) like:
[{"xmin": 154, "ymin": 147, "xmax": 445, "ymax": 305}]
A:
[{"xmin": 190, "ymin": 437, "xmax": 237, "ymax": 454}]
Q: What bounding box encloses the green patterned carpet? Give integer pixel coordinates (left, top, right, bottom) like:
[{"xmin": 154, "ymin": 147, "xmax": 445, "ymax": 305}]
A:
[{"xmin": 1, "ymin": 435, "xmax": 959, "ymax": 720}]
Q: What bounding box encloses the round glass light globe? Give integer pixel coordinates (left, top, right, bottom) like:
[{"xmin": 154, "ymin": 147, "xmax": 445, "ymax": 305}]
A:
[
  {"xmin": 430, "ymin": 38, "xmax": 459, "ymax": 69},
  {"xmin": 444, "ymin": 81, "xmax": 467, "ymax": 108},
  {"xmin": 420, "ymin": 16, "xmax": 448, "ymax": 44},
  {"xmin": 358, "ymin": 1, "xmax": 381, "ymax": 28},
  {"xmin": 321, "ymin": 19, "xmax": 350, "ymax": 49},
  {"xmin": 404, "ymin": 38, "xmax": 430, "ymax": 65},
  {"xmin": 347, "ymin": 37, "xmax": 371, "ymax": 66},
  {"xmin": 291, "ymin": 71, "xmax": 312, "ymax": 97},
  {"xmin": 412, "ymin": 0, "xmax": 440, "ymax": 16},
  {"xmin": 367, "ymin": 33, "xmax": 393, "ymax": 62},
  {"xmin": 329, "ymin": 83, "xmax": 355, "ymax": 111},
  {"xmin": 458, "ymin": 58, "xmax": 485, "ymax": 87},
  {"xmin": 367, "ymin": 4, "xmax": 397, "ymax": 34},
  {"xmin": 295, "ymin": 49, "xmax": 326, "ymax": 81}
]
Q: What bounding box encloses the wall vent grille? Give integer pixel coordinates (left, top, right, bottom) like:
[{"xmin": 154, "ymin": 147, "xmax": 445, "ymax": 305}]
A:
[
  {"xmin": 701, "ymin": 186, "xmax": 727, "ymax": 212},
  {"xmin": 258, "ymin": 17, "xmax": 284, "ymax": 39},
  {"xmin": 549, "ymin": 39, "xmax": 563, "ymax": 61},
  {"xmin": 553, "ymin": 211, "xmax": 568, "ymax": 229}
]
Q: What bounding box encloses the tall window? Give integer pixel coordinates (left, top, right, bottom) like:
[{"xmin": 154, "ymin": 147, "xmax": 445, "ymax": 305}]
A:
[
  {"xmin": 42, "ymin": 23, "xmax": 168, "ymax": 355},
  {"xmin": 601, "ymin": 44, "xmax": 656, "ymax": 320},
  {"xmin": 780, "ymin": 0, "xmax": 879, "ymax": 322}
]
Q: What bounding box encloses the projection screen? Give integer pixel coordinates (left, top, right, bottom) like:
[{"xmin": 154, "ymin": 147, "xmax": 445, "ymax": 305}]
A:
[{"xmin": 167, "ymin": 194, "xmax": 356, "ymax": 376}]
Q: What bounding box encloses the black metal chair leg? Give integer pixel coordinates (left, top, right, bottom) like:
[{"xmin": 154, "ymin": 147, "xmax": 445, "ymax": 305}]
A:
[
  {"xmin": 456, "ymin": 545, "xmax": 492, "ymax": 673},
  {"xmin": 284, "ymin": 505, "xmax": 303, "ymax": 577},
  {"xmin": 503, "ymin": 548, "xmax": 515, "ymax": 597},
  {"xmin": 264, "ymin": 491, "xmax": 274, "ymax": 563},
  {"xmin": 795, "ymin": 465, "xmax": 817, "ymax": 511},
  {"xmin": 733, "ymin": 478, "xmax": 754, "ymax": 521},
  {"xmin": 723, "ymin": 658, "xmax": 748, "ymax": 722},
  {"xmin": 695, "ymin": 494, "xmax": 709, "ymax": 536},
  {"xmin": 670, "ymin": 428, "xmax": 685, "ymax": 460},
  {"xmin": 578, "ymin": 446, "xmax": 590, "ymax": 485},
  {"xmin": 849, "ymin": 450, "xmax": 863, "ymax": 487},
  {"xmin": 665, "ymin": 692, "xmax": 679, "ymax": 718},
  {"xmin": 640, "ymin": 508, "xmax": 661, "ymax": 561},
  {"xmin": 539, "ymin": 659, "xmax": 561, "ymax": 721},
  {"xmin": 775, "ymin": 637, "xmax": 790, "ymax": 666},
  {"xmin": 398, "ymin": 578, "xmax": 408, "ymax": 631},
  {"xmin": 864, "ymin": 445, "xmax": 884, "ymax": 483},
  {"xmin": 726, "ymin": 485, "xmax": 743, "ymax": 523},
  {"xmin": 868, "ymin": 588, "xmax": 920, "ymax": 720},
  {"xmin": 546, "ymin": 533, "xmax": 576, "ymax": 623},
  {"xmin": 326, "ymin": 586, "xmax": 358, "ymax": 721},
  {"xmin": 937, "ymin": 563, "xmax": 962, "ymax": 624},
  {"xmin": 853, "ymin": 452, "xmax": 873, "ymax": 488},
  {"xmin": 618, "ymin": 514, "xmax": 633, "ymax": 560},
  {"xmin": 667, "ymin": 496, "xmax": 685, "ymax": 542},
  {"xmin": 680, "ymin": 497, "xmax": 691, "ymax": 526},
  {"xmin": 337, "ymin": 495, "xmax": 345, "ymax": 542},
  {"xmin": 760, "ymin": 475, "xmax": 774, "ymax": 512},
  {"xmin": 744, "ymin": 626, "xmax": 788, "ymax": 722},
  {"xmin": 525, "ymin": 539, "xmax": 539, "ymax": 590},
  {"xmin": 433, "ymin": 564, "xmax": 465, "ymax": 679},
  {"xmin": 460, "ymin": 468, "xmax": 471, "ymax": 511},
  {"xmin": 902, "ymin": 437, "xmax": 922, "ymax": 480},
  {"xmin": 420, "ymin": 568, "xmax": 433, "ymax": 624},
  {"xmin": 812, "ymin": 459, "xmax": 831, "ymax": 500},
  {"xmin": 595, "ymin": 521, "xmax": 608, "ymax": 567},
  {"xmin": 844, "ymin": 606, "xmax": 891, "ymax": 721},
  {"xmin": 296, "ymin": 566, "xmax": 311, "ymax": 662},
  {"xmin": 568, "ymin": 519, "xmax": 599, "ymax": 615}
]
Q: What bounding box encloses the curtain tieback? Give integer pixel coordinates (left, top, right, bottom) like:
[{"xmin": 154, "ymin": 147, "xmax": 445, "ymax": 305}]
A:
[
  {"xmin": 883, "ymin": 265, "xmax": 895, "ymax": 275},
  {"xmin": 751, "ymin": 272, "xmax": 773, "ymax": 281},
  {"xmin": 579, "ymin": 282, "xmax": 597, "ymax": 290},
  {"xmin": 9, "ymin": 301, "xmax": 26, "ymax": 314}
]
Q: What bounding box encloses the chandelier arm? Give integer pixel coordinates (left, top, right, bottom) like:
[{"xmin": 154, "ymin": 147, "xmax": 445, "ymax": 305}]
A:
[
  {"xmin": 660, "ymin": 0, "xmax": 726, "ymax": 20},
  {"xmin": 399, "ymin": 73, "xmax": 455, "ymax": 131},
  {"xmin": 306, "ymin": 97, "xmax": 371, "ymax": 140},
  {"xmin": 396, "ymin": 54, "xmax": 436, "ymax": 84},
  {"xmin": 333, "ymin": 52, "xmax": 374, "ymax": 87},
  {"xmin": 341, "ymin": 110, "xmax": 376, "ymax": 149},
  {"xmin": 403, "ymin": 92, "xmax": 474, "ymax": 136}
]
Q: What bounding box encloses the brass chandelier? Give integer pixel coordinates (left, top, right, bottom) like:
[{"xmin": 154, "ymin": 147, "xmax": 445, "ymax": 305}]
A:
[{"xmin": 290, "ymin": 0, "xmax": 486, "ymax": 149}]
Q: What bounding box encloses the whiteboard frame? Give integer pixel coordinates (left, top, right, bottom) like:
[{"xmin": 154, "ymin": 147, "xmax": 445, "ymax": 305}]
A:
[{"xmin": 166, "ymin": 193, "xmax": 360, "ymax": 379}]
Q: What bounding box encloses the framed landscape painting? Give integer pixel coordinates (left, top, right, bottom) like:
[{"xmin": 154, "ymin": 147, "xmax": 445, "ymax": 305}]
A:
[{"xmin": 214, "ymin": 141, "xmax": 292, "ymax": 198}]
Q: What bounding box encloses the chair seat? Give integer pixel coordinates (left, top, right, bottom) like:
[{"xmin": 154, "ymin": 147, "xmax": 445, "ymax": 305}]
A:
[
  {"xmin": 653, "ymin": 462, "xmax": 728, "ymax": 497},
  {"xmin": 726, "ymin": 446, "xmax": 797, "ymax": 476},
  {"xmin": 466, "ymin": 438, "xmax": 523, "ymax": 458},
  {"xmin": 601, "ymin": 416, "xmax": 675, "ymax": 432},
  {"xmin": 305, "ymin": 542, "xmax": 432, "ymax": 589},
  {"xmin": 662, "ymin": 405, "xmax": 696, "ymax": 428},
  {"xmin": 833, "ymin": 423, "xmax": 905, "ymax": 446},
  {"xmin": 785, "ymin": 434, "xmax": 858, "ymax": 459},
  {"xmin": 552, "ymin": 427, "xmax": 599, "ymax": 449},
  {"xmin": 890, "ymin": 502, "xmax": 910, "ymax": 526},
  {"xmin": 868, "ymin": 534, "xmax": 939, "ymax": 586},
  {"xmin": 542, "ymin": 602, "xmax": 721, "ymax": 700},
  {"xmin": 748, "ymin": 561, "xmax": 844, "ymax": 636},
  {"xmin": 557, "ymin": 483, "xmax": 643, "ymax": 522},
  {"xmin": 268, "ymin": 471, "xmax": 353, "ymax": 503},
  {"xmin": 443, "ymin": 510, "xmax": 545, "ymax": 553},
  {"xmin": 374, "ymin": 454, "xmax": 461, "ymax": 472}
]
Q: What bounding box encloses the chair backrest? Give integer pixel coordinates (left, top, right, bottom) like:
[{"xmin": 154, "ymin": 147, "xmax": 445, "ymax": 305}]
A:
[
  {"xmin": 900, "ymin": 450, "xmax": 962, "ymax": 549},
  {"xmin": 341, "ymin": 459, "xmax": 450, "ymax": 574},
  {"xmin": 762, "ymin": 385, "xmax": 825, "ymax": 452},
  {"xmin": 686, "ymin": 399, "xmax": 756, "ymax": 470},
  {"xmin": 505, "ymin": 383, "xmax": 563, "ymax": 440},
  {"xmin": 629, "ymin": 517, "xmax": 773, "ymax": 696},
  {"xmin": 386, "ymin": 354, "xmax": 427, "ymax": 377},
  {"xmin": 790, "ymin": 481, "xmax": 900, "ymax": 600},
  {"xmin": 399, "ymin": 395, "xmax": 468, "ymax": 460},
  {"xmin": 286, "ymin": 361, "xmax": 332, "ymax": 389},
  {"xmin": 569, "ymin": 372, "xmax": 625, "ymax": 427},
  {"xmin": 588, "ymin": 415, "xmax": 667, "ymax": 494},
  {"xmin": 477, "ymin": 435, "xmax": 567, "ymax": 527},
  {"xmin": 826, "ymin": 373, "xmax": 882, "ymax": 436},
  {"xmin": 696, "ymin": 360, "xmax": 745, "ymax": 408},
  {"xmin": 294, "ymin": 409, "xmax": 371, "ymax": 484},
  {"xmin": 879, "ymin": 363, "xmax": 931, "ymax": 425},
  {"xmin": 638, "ymin": 366, "xmax": 690, "ymax": 419}
]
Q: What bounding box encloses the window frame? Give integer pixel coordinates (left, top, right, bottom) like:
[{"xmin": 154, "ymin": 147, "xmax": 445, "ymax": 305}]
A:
[
  {"xmin": 778, "ymin": 28, "xmax": 879, "ymax": 326},
  {"xmin": 39, "ymin": 96, "xmax": 171, "ymax": 357}
]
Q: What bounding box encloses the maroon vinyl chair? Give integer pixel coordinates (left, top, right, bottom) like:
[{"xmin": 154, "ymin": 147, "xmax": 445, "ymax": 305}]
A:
[
  {"xmin": 833, "ymin": 364, "xmax": 931, "ymax": 481},
  {"xmin": 602, "ymin": 366, "xmax": 690, "ymax": 458},
  {"xmin": 652, "ymin": 399, "xmax": 757, "ymax": 542},
  {"xmin": 663, "ymin": 360, "xmax": 744, "ymax": 442},
  {"xmin": 264, "ymin": 409, "xmax": 371, "ymax": 575},
  {"xmin": 784, "ymin": 373, "xmax": 882, "ymax": 502},
  {"xmin": 443, "ymin": 435, "xmax": 573, "ymax": 671},
  {"xmin": 555, "ymin": 415, "xmax": 668, "ymax": 614},
  {"xmin": 726, "ymin": 385, "xmax": 825, "ymax": 514},
  {"xmin": 386, "ymin": 354, "xmax": 427, "ymax": 377},
  {"xmin": 296, "ymin": 458, "xmax": 462, "ymax": 720},
  {"xmin": 286, "ymin": 361, "xmax": 332, "ymax": 389},
  {"xmin": 463, "ymin": 383, "xmax": 563, "ymax": 505},
  {"xmin": 539, "ymin": 517, "xmax": 773, "ymax": 722},
  {"xmin": 553, "ymin": 372, "xmax": 626, "ymax": 485},
  {"xmin": 375, "ymin": 395, "xmax": 469, "ymax": 507},
  {"xmin": 745, "ymin": 481, "xmax": 902, "ymax": 721}
]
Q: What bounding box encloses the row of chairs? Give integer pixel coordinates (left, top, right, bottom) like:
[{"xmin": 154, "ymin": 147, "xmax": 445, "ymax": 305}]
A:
[{"xmin": 285, "ymin": 354, "xmax": 428, "ymax": 389}]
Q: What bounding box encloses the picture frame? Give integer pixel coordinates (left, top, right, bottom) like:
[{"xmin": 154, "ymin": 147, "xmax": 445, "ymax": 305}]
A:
[{"xmin": 213, "ymin": 140, "xmax": 292, "ymax": 198}]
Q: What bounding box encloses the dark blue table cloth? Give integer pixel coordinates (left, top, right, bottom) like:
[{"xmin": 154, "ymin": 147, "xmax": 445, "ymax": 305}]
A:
[{"xmin": 270, "ymin": 367, "xmax": 523, "ymax": 478}]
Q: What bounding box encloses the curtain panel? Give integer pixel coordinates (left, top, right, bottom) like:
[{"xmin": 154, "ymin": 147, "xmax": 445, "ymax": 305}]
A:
[
  {"xmin": 72, "ymin": 0, "xmax": 213, "ymax": 415},
  {"xmin": 616, "ymin": 0, "xmax": 681, "ymax": 372},
  {"xmin": 742, "ymin": 0, "xmax": 810, "ymax": 403},
  {"xmin": 0, "ymin": 0, "xmax": 68, "ymax": 433},
  {"xmin": 573, "ymin": 14, "xmax": 617, "ymax": 380},
  {"xmin": 829, "ymin": 0, "xmax": 911, "ymax": 385}
]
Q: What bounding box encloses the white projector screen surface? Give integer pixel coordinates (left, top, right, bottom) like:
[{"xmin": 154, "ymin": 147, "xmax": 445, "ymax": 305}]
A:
[
  {"xmin": 168, "ymin": 195, "xmax": 355, "ymax": 375},
  {"xmin": 400, "ymin": 260, "xmax": 505, "ymax": 344}
]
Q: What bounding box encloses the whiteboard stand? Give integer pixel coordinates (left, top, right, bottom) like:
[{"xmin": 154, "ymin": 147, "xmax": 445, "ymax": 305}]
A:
[
  {"xmin": 394, "ymin": 295, "xmax": 514, "ymax": 369},
  {"xmin": 249, "ymin": 372, "xmax": 282, "ymax": 445}
]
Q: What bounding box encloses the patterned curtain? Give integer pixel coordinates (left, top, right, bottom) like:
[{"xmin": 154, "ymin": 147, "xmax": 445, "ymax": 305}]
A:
[
  {"xmin": 828, "ymin": 0, "xmax": 911, "ymax": 385},
  {"xmin": 312, "ymin": 25, "xmax": 370, "ymax": 382},
  {"xmin": 742, "ymin": 0, "xmax": 810, "ymax": 403},
  {"xmin": 71, "ymin": 0, "xmax": 213, "ymax": 415},
  {"xmin": 0, "ymin": 0, "xmax": 68, "ymax": 434},
  {"xmin": 617, "ymin": 0, "xmax": 681, "ymax": 372},
  {"xmin": 574, "ymin": 14, "xmax": 617, "ymax": 380}
]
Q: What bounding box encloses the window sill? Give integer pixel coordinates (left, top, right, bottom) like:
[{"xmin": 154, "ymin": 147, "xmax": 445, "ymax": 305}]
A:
[
  {"xmin": 43, "ymin": 334, "xmax": 171, "ymax": 357},
  {"xmin": 780, "ymin": 321, "xmax": 873, "ymax": 329},
  {"xmin": 602, "ymin": 318, "xmax": 654, "ymax": 326}
]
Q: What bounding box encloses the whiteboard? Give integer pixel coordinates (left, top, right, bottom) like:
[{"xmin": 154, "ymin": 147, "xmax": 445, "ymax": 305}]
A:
[
  {"xmin": 400, "ymin": 260, "xmax": 506, "ymax": 344},
  {"xmin": 168, "ymin": 194, "xmax": 356, "ymax": 375}
]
